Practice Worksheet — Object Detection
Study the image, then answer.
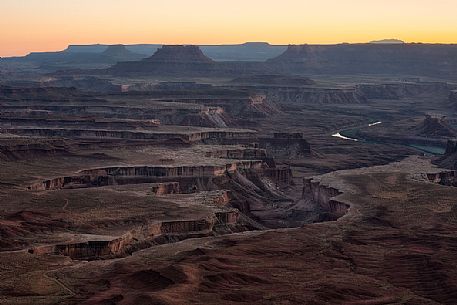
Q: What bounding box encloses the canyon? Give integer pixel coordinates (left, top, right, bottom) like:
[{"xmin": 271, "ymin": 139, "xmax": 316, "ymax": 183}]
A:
[{"xmin": 1, "ymin": 42, "xmax": 457, "ymax": 305}]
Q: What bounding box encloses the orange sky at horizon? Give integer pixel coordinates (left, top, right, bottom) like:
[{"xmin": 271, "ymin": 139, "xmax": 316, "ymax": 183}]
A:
[{"xmin": 1, "ymin": 0, "xmax": 457, "ymax": 57}]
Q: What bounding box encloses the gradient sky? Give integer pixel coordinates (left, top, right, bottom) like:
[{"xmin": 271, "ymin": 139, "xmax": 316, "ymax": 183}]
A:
[{"xmin": 1, "ymin": 0, "xmax": 456, "ymax": 57}]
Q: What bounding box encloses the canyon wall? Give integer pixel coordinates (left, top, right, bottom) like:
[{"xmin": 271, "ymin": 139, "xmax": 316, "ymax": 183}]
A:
[
  {"xmin": 263, "ymin": 165, "xmax": 292, "ymax": 185},
  {"xmin": 416, "ymin": 115, "xmax": 456, "ymax": 138},
  {"xmin": 29, "ymin": 210, "xmax": 242, "ymax": 260},
  {"xmin": 263, "ymin": 87, "xmax": 366, "ymax": 105},
  {"xmin": 28, "ymin": 162, "xmax": 264, "ymax": 191},
  {"xmin": 426, "ymin": 170, "xmax": 457, "ymax": 187},
  {"xmin": 302, "ymin": 178, "xmax": 349, "ymax": 221},
  {"xmin": 150, "ymin": 182, "xmax": 180, "ymax": 195},
  {"xmin": 206, "ymin": 147, "xmax": 267, "ymax": 160},
  {"xmin": 3, "ymin": 127, "xmax": 256, "ymax": 144}
]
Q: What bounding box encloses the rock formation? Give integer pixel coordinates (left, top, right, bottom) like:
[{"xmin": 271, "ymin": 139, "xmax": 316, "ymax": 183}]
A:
[
  {"xmin": 201, "ymin": 42, "xmax": 286, "ymax": 61},
  {"xmin": 27, "ymin": 162, "xmax": 264, "ymax": 191},
  {"xmin": 145, "ymin": 45, "xmax": 214, "ymax": 64},
  {"xmin": 5, "ymin": 37, "xmax": 457, "ymax": 305},
  {"xmin": 110, "ymin": 45, "xmax": 217, "ymax": 76},
  {"xmin": 101, "ymin": 44, "xmax": 144, "ymax": 61},
  {"xmin": 302, "ymin": 178, "xmax": 349, "ymax": 221},
  {"xmin": 263, "ymin": 87, "xmax": 365, "ymax": 105},
  {"xmin": 29, "ymin": 210, "xmax": 242, "ymax": 260},
  {"xmin": 417, "ymin": 115, "xmax": 456, "ymax": 138},
  {"xmin": 150, "ymin": 182, "xmax": 181, "ymax": 195},
  {"xmin": 369, "ymin": 39, "xmax": 405, "ymax": 44},
  {"xmin": 268, "ymin": 44, "xmax": 457, "ymax": 77},
  {"xmin": 2, "ymin": 44, "xmax": 146, "ymax": 70},
  {"xmin": 65, "ymin": 44, "xmax": 159, "ymax": 56},
  {"xmin": 426, "ymin": 170, "xmax": 457, "ymax": 186}
]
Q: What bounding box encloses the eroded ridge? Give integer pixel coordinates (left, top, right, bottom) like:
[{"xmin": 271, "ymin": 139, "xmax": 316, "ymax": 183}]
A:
[
  {"xmin": 26, "ymin": 157, "xmax": 457, "ymax": 305},
  {"xmin": 16, "ymin": 154, "xmax": 350, "ymax": 262}
]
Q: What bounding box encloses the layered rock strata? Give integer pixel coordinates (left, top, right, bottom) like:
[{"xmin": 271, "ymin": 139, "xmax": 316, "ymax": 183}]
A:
[{"xmin": 28, "ymin": 162, "xmax": 264, "ymax": 191}]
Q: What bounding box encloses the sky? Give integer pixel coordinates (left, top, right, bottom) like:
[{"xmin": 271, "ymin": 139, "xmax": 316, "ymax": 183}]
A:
[{"xmin": 1, "ymin": 0, "xmax": 456, "ymax": 57}]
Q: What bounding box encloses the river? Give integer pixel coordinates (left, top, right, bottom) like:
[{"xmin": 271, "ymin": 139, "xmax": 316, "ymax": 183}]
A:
[{"xmin": 332, "ymin": 121, "xmax": 446, "ymax": 155}]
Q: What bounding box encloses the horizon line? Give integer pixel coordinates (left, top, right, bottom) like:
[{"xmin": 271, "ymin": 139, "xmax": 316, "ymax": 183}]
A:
[{"xmin": 3, "ymin": 40, "xmax": 457, "ymax": 58}]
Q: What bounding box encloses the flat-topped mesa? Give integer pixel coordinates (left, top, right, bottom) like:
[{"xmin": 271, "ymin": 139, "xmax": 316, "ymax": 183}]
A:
[
  {"xmin": 369, "ymin": 39, "xmax": 405, "ymax": 44},
  {"xmin": 28, "ymin": 161, "xmax": 264, "ymax": 191},
  {"xmin": 262, "ymin": 86, "xmax": 366, "ymax": 105},
  {"xmin": 268, "ymin": 44, "xmax": 457, "ymax": 77},
  {"xmin": 29, "ymin": 234, "xmax": 135, "ymax": 260},
  {"xmin": 144, "ymin": 45, "xmax": 214, "ymax": 63},
  {"xmin": 110, "ymin": 45, "xmax": 216, "ymax": 75}
]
